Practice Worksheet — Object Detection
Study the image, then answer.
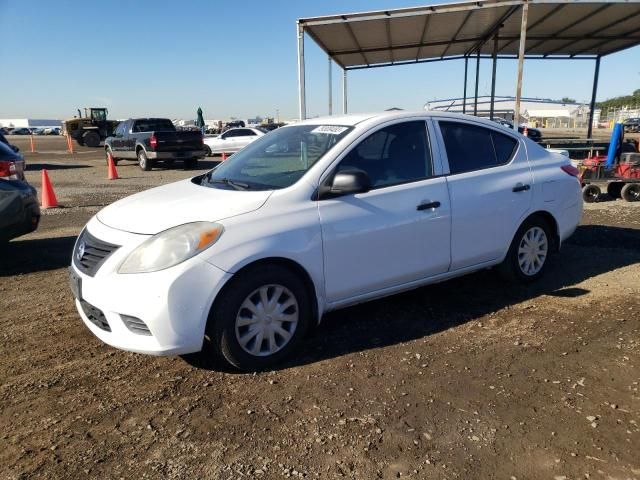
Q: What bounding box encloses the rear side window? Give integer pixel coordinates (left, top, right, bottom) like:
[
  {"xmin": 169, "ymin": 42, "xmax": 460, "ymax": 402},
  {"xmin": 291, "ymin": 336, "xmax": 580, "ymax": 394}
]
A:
[
  {"xmin": 237, "ymin": 129, "xmax": 256, "ymax": 137},
  {"xmin": 133, "ymin": 119, "xmax": 175, "ymax": 133},
  {"xmin": 439, "ymin": 121, "xmax": 518, "ymax": 174}
]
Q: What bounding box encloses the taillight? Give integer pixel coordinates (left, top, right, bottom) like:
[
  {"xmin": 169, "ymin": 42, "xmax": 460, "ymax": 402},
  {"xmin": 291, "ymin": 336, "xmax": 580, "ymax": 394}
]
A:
[
  {"xmin": 561, "ymin": 164, "xmax": 580, "ymax": 178},
  {"xmin": 149, "ymin": 135, "xmax": 157, "ymax": 149},
  {"xmin": 0, "ymin": 160, "xmax": 17, "ymax": 179}
]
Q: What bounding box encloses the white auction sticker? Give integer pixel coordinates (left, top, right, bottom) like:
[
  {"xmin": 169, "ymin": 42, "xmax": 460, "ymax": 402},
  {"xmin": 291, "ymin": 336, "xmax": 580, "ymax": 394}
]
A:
[{"xmin": 311, "ymin": 125, "xmax": 349, "ymax": 135}]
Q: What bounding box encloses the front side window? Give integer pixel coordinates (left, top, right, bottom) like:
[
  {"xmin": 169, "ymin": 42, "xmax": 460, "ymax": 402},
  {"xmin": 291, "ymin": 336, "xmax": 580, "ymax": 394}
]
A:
[
  {"xmin": 199, "ymin": 124, "xmax": 352, "ymax": 190},
  {"xmin": 439, "ymin": 121, "xmax": 518, "ymax": 174},
  {"xmin": 336, "ymin": 121, "xmax": 432, "ymax": 188}
]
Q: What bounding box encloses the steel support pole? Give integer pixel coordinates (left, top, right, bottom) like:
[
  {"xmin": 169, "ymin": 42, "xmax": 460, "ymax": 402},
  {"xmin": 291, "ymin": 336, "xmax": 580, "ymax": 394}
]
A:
[
  {"xmin": 513, "ymin": 3, "xmax": 529, "ymax": 129},
  {"xmin": 474, "ymin": 50, "xmax": 480, "ymax": 116},
  {"xmin": 342, "ymin": 69, "xmax": 348, "ymax": 114},
  {"xmin": 490, "ymin": 33, "xmax": 499, "ymax": 119},
  {"xmin": 587, "ymin": 56, "xmax": 600, "ymax": 139},
  {"xmin": 463, "ymin": 57, "xmax": 468, "ymax": 114},
  {"xmin": 328, "ymin": 56, "xmax": 333, "ymax": 115},
  {"xmin": 297, "ymin": 22, "xmax": 306, "ymax": 120}
]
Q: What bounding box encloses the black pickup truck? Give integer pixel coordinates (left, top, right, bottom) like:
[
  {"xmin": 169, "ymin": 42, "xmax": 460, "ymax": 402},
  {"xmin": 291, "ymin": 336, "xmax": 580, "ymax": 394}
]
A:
[{"xmin": 105, "ymin": 118, "xmax": 206, "ymax": 171}]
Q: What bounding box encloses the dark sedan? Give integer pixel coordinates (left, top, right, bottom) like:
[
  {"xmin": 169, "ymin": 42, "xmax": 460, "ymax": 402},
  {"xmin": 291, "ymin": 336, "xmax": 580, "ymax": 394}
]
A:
[
  {"xmin": 0, "ymin": 141, "xmax": 40, "ymax": 242},
  {"xmin": 491, "ymin": 118, "xmax": 542, "ymax": 141}
]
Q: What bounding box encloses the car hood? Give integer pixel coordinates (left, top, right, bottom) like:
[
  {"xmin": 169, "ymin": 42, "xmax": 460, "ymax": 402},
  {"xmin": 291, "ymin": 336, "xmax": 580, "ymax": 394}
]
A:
[{"xmin": 97, "ymin": 178, "xmax": 272, "ymax": 234}]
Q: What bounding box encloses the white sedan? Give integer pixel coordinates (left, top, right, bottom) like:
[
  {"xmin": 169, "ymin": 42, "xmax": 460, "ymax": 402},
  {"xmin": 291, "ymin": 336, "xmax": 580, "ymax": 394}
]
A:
[
  {"xmin": 69, "ymin": 111, "xmax": 582, "ymax": 370},
  {"xmin": 203, "ymin": 127, "xmax": 265, "ymax": 155}
]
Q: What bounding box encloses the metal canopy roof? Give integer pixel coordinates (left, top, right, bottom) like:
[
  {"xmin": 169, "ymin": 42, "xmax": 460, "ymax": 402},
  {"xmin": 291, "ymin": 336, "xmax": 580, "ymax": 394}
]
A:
[{"xmin": 299, "ymin": 0, "xmax": 640, "ymax": 70}]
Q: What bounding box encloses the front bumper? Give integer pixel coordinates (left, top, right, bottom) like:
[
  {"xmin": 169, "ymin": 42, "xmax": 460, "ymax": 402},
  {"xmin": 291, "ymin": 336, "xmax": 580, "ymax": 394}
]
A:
[{"xmin": 70, "ymin": 217, "xmax": 232, "ymax": 355}]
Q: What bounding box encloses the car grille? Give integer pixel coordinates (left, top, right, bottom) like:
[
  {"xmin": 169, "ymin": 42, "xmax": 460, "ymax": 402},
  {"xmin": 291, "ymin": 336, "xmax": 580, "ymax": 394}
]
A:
[
  {"xmin": 73, "ymin": 229, "xmax": 120, "ymax": 277},
  {"xmin": 121, "ymin": 315, "xmax": 152, "ymax": 336},
  {"xmin": 79, "ymin": 299, "xmax": 110, "ymax": 331}
]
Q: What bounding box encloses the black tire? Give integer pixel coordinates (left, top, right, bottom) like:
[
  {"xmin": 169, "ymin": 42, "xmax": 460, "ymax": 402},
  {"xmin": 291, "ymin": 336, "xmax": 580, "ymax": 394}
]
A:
[
  {"xmin": 105, "ymin": 148, "xmax": 119, "ymax": 165},
  {"xmin": 582, "ymin": 184, "xmax": 600, "ymax": 203},
  {"xmin": 204, "ymin": 145, "xmax": 212, "ymax": 157},
  {"xmin": 207, "ymin": 264, "xmax": 312, "ymax": 371},
  {"xmin": 137, "ymin": 148, "xmax": 152, "ymax": 171},
  {"xmin": 621, "ymin": 183, "xmax": 640, "ymax": 202},
  {"xmin": 76, "ymin": 138, "xmax": 85, "ymax": 146},
  {"xmin": 82, "ymin": 131, "xmax": 100, "ymax": 148},
  {"xmin": 606, "ymin": 182, "xmax": 624, "ymax": 199},
  {"xmin": 184, "ymin": 158, "xmax": 198, "ymax": 170},
  {"xmin": 497, "ymin": 216, "xmax": 553, "ymax": 284}
]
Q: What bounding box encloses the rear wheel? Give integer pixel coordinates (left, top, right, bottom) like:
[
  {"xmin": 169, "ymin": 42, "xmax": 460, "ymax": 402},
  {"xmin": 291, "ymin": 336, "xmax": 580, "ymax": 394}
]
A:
[
  {"xmin": 105, "ymin": 148, "xmax": 118, "ymax": 165},
  {"xmin": 82, "ymin": 131, "xmax": 100, "ymax": 148},
  {"xmin": 204, "ymin": 145, "xmax": 212, "ymax": 157},
  {"xmin": 621, "ymin": 183, "xmax": 640, "ymax": 202},
  {"xmin": 185, "ymin": 158, "xmax": 198, "ymax": 170},
  {"xmin": 137, "ymin": 149, "xmax": 152, "ymax": 171},
  {"xmin": 207, "ymin": 264, "xmax": 312, "ymax": 371},
  {"xmin": 498, "ymin": 216, "xmax": 552, "ymax": 284},
  {"xmin": 582, "ymin": 184, "xmax": 600, "ymax": 203}
]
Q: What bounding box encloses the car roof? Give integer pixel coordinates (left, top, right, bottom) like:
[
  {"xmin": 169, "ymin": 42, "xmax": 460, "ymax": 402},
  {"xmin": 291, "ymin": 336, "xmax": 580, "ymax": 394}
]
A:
[{"xmin": 295, "ymin": 110, "xmax": 510, "ymax": 130}]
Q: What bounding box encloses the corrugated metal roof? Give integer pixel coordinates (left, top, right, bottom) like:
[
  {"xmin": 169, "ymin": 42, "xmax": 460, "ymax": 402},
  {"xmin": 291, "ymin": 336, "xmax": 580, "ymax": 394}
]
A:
[{"xmin": 299, "ymin": 0, "xmax": 640, "ymax": 69}]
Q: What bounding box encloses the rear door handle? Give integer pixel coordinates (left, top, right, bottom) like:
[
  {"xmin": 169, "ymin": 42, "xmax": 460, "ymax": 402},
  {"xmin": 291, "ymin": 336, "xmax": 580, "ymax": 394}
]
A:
[
  {"xmin": 417, "ymin": 201, "xmax": 441, "ymax": 211},
  {"xmin": 513, "ymin": 184, "xmax": 530, "ymax": 193}
]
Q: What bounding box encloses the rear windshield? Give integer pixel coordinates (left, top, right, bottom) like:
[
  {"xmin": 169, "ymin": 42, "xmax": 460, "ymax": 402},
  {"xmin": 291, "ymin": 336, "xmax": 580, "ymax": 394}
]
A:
[{"xmin": 133, "ymin": 119, "xmax": 175, "ymax": 133}]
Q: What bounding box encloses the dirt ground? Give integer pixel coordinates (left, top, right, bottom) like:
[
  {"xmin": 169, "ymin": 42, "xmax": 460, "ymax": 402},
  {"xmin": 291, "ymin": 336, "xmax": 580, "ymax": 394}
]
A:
[{"xmin": 1, "ymin": 136, "xmax": 639, "ymax": 479}]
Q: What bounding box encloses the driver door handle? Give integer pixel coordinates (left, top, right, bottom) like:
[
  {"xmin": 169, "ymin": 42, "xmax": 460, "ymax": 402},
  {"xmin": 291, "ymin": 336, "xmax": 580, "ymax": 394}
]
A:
[
  {"xmin": 513, "ymin": 183, "xmax": 530, "ymax": 193},
  {"xmin": 417, "ymin": 201, "xmax": 441, "ymax": 211}
]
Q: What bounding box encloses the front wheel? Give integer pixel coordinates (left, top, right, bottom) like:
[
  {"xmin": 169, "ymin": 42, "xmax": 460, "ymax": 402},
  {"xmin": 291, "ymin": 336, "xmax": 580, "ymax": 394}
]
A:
[
  {"xmin": 498, "ymin": 217, "xmax": 552, "ymax": 283},
  {"xmin": 207, "ymin": 265, "xmax": 312, "ymax": 371},
  {"xmin": 137, "ymin": 149, "xmax": 152, "ymax": 171},
  {"xmin": 582, "ymin": 184, "xmax": 600, "ymax": 203}
]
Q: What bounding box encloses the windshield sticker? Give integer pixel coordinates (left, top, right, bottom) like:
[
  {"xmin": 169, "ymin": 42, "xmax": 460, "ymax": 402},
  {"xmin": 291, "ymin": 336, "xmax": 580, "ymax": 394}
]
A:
[{"xmin": 311, "ymin": 125, "xmax": 349, "ymax": 135}]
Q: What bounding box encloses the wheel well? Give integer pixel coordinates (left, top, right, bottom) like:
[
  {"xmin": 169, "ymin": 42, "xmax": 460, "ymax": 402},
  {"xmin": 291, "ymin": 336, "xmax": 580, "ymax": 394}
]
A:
[
  {"xmin": 223, "ymin": 258, "xmax": 320, "ymax": 324},
  {"xmin": 526, "ymin": 211, "xmax": 560, "ymax": 252},
  {"xmin": 135, "ymin": 144, "xmax": 144, "ymax": 154}
]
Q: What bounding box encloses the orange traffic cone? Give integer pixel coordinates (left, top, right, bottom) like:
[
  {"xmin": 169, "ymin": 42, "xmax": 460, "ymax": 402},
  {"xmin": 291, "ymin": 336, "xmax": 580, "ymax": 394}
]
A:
[
  {"xmin": 30, "ymin": 135, "xmax": 35, "ymax": 153},
  {"xmin": 41, "ymin": 169, "xmax": 59, "ymax": 208},
  {"xmin": 221, "ymin": 152, "xmax": 227, "ymax": 161},
  {"xmin": 107, "ymin": 152, "xmax": 119, "ymax": 180}
]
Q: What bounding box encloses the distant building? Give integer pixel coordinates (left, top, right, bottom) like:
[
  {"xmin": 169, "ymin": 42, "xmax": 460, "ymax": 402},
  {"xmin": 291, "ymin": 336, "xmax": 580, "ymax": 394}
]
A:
[
  {"xmin": 0, "ymin": 118, "xmax": 62, "ymax": 129},
  {"xmin": 424, "ymin": 96, "xmax": 599, "ymax": 128}
]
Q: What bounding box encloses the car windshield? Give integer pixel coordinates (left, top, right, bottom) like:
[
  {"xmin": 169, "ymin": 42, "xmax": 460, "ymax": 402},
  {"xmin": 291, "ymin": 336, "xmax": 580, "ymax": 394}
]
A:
[{"xmin": 198, "ymin": 124, "xmax": 353, "ymax": 190}]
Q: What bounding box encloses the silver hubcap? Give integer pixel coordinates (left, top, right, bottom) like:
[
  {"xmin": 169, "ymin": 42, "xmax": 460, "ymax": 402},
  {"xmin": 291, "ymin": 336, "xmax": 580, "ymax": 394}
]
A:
[
  {"xmin": 235, "ymin": 284, "xmax": 298, "ymax": 357},
  {"xmin": 518, "ymin": 226, "xmax": 548, "ymax": 276}
]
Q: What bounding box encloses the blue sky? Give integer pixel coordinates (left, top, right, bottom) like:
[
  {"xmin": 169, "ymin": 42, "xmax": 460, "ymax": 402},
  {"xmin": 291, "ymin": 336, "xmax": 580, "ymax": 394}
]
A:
[{"xmin": 0, "ymin": 0, "xmax": 638, "ymax": 120}]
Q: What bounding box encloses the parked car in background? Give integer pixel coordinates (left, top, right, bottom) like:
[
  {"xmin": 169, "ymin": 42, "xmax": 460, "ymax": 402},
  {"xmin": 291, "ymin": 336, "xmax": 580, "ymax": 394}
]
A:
[
  {"xmin": 224, "ymin": 120, "xmax": 245, "ymax": 130},
  {"xmin": 0, "ymin": 141, "xmax": 39, "ymax": 242},
  {"xmin": 32, "ymin": 128, "xmax": 46, "ymax": 135},
  {"xmin": 11, "ymin": 128, "xmax": 32, "ymax": 135},
  {"xmin": 70, "ymin": 111, "xmax": 582, "ymax": 370},
  {"xmin": 105, "ymin": 118, "xmax": 206, "ymax": 171},
  {"xmin": 44, "ymin": 127, "xmax": 61, "ymax": 135},
  {"xmin": 203, "ymin": 127, "xmax": 265, "ymax": 155},
  {"xmin": 623, "ymin": 117, "xmax": 640, "ymax": 133},
  {"xmin": 491, "ymin": 118, "xmax": 542, "ymax": 141}
]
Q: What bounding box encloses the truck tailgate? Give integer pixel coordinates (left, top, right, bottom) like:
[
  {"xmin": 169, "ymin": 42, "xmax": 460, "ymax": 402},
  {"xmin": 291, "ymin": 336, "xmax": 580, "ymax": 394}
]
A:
[{"xmin": 153, "ymin": 131, "xmax": 203, "ymax": 152}]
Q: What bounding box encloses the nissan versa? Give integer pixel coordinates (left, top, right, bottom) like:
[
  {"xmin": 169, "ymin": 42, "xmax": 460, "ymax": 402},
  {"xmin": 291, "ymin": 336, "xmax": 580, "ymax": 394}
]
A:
[{"xmin": 69, "ymin": 111, "xmax": 582, "ymax": 370}]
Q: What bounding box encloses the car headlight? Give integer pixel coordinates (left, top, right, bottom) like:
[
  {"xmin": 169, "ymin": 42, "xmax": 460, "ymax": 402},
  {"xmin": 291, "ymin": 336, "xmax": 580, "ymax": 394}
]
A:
[{"xmin": 118, "ymin": 222, "xmax": 224, "ymax": 274}]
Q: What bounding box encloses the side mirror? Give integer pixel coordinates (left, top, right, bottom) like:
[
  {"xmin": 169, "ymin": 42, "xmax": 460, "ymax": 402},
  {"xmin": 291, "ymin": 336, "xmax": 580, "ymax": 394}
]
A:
[{"xmin": 328, "ymin": 170, "xmax": 371, "ymax": 197}]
